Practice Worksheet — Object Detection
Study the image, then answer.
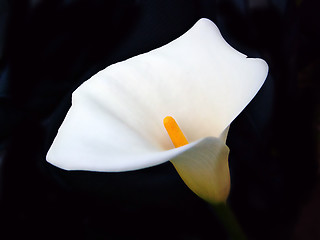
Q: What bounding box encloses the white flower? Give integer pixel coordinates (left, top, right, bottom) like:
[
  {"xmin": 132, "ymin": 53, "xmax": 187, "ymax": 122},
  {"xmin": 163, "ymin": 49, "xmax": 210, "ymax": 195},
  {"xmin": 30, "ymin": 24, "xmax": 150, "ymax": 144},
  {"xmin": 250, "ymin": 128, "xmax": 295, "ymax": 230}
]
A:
[{"xmin": 46, "ymin": 18, "xmax": 268, "ymax": 204}]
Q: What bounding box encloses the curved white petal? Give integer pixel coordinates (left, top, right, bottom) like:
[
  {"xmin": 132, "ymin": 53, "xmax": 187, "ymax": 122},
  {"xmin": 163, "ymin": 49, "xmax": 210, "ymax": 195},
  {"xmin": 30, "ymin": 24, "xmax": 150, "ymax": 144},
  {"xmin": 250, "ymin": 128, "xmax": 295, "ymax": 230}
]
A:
[
  {"xmin": 171, "ymin": 137, "xmax": 230, "ymax": 204},
  {"xmin": 46, "ymin": 18, "xmax": 268, "ymax": 171}
]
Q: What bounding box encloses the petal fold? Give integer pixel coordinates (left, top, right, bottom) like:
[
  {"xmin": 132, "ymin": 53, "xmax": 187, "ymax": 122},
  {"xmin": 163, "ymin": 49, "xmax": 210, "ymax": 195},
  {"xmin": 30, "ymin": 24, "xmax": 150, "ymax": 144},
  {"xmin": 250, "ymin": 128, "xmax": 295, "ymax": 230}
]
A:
[{"xmin": 171, "ymin": 137, "xmax": 230, "ymax": 204}]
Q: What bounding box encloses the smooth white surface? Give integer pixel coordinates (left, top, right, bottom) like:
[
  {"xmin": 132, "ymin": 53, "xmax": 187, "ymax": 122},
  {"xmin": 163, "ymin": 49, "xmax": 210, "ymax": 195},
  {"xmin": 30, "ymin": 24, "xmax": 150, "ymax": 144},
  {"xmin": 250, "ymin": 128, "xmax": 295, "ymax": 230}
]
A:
[
  {"xmin": 171, "ymin": 137, "xmax": 231, "ymax": 204},
  {"xmin": 46, "ymin": 18, "xmax": 268, "ymax": 172}
]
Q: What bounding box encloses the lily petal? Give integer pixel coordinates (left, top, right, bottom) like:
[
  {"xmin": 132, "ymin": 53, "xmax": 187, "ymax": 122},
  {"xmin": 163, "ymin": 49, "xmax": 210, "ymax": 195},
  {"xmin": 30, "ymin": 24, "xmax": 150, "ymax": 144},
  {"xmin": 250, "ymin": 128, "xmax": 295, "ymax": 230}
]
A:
[
  {"xmin": 46, "ymin": 18, "xmax": 268, "ymax": 172},
  {"xmin": 171, "ymin": 137, "xmax": 230, "ymax": 204}
]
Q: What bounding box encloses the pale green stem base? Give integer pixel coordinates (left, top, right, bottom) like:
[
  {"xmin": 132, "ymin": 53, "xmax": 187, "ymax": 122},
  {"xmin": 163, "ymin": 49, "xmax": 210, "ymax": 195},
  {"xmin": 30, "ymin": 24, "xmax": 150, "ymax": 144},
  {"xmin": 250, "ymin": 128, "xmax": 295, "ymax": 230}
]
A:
[{"xmin": 212, "ymin": 202, "xmax": 248, "ymax": 240}]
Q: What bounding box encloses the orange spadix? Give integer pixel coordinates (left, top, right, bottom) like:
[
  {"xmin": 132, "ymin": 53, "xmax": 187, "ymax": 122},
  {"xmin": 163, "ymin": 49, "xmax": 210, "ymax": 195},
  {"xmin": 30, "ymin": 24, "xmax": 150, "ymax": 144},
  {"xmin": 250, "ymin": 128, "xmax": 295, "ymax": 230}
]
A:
[{"xmin": 163, "ymin": 116, "xmax": 188, "ymax": 148}]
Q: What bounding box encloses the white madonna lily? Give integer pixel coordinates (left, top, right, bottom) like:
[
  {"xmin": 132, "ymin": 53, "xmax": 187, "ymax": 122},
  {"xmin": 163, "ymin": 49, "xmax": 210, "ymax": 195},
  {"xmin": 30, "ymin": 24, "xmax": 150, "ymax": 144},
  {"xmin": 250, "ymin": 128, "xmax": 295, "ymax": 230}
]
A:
[{"xmin": 47, "ymin": 18, "xmax": 268, "ymax": 205}]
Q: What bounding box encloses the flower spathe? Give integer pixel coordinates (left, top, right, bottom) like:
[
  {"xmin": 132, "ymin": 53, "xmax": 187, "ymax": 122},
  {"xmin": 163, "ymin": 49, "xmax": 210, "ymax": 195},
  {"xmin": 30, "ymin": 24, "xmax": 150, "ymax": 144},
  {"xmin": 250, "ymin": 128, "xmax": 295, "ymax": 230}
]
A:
[{"xmin": 46, "ymin": 18, "xmax": 268, "ymax": 204}]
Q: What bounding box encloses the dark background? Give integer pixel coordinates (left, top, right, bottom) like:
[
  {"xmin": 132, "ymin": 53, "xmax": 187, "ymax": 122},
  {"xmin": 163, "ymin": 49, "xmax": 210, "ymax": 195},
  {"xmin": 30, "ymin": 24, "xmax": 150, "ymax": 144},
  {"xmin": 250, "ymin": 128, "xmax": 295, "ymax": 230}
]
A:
[{"xmin": 0, "ymin": 0, "xmax": 319, "ymax": 239}]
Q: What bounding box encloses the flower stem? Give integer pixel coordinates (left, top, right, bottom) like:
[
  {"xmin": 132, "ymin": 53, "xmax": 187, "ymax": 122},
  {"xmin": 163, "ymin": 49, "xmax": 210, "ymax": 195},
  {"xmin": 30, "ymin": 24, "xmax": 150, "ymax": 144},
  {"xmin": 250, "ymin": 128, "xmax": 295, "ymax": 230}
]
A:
[{"xmin": 212, "ymin": 202, "xmax": 248, "ymax": 240}]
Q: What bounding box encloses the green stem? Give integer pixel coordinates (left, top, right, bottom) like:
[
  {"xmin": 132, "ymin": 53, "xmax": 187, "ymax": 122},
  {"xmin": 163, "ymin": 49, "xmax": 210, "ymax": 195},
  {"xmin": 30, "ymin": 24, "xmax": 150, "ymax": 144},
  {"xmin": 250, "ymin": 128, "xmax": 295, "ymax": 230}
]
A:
[{"xmin": 212, "ymin": 202, "xmax": 248, "ymax": 240}]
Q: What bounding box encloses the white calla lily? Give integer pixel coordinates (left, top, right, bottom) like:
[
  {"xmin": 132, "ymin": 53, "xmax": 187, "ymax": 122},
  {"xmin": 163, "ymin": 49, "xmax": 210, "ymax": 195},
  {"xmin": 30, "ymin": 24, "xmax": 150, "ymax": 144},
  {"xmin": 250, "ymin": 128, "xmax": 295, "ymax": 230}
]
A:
[{"xmin": 46, "ymin": 18, "xmax": 268, "ymax": 204}]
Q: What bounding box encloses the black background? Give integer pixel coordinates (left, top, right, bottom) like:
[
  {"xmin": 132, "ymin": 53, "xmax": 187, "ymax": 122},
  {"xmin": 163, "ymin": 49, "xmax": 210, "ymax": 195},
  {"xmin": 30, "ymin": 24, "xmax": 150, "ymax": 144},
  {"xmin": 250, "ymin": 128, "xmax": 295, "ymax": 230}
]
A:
[{"xmin": 0, "ymin": 0, "xmax": 319, "ymax": 239}]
